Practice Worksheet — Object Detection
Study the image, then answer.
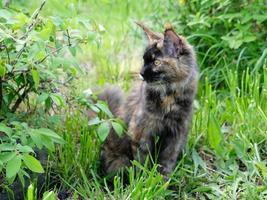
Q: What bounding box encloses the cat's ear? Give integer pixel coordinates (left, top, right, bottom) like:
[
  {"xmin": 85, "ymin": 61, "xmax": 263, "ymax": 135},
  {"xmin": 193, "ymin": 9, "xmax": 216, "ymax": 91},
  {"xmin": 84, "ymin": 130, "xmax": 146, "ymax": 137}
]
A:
[
  {"xmin": 163, "ymin": 23, "xmax": 184, "ymax": 57},
  {"xmin": 136, "ymin": 22, "xmax": 163, "ymax": 45}
]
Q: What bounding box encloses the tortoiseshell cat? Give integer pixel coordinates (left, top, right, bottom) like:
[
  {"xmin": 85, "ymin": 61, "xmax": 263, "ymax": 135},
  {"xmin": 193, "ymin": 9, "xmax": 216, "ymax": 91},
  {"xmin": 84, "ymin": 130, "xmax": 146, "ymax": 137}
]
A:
[{"xmin": 99, "ymin": 23, "xmax": 198, "ymax": 178}]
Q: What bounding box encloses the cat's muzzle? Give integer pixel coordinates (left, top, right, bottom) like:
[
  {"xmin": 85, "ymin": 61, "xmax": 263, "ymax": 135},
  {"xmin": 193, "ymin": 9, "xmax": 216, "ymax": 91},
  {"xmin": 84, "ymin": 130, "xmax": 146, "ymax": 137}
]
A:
[{"xmin": 139, "ymin": 74, "xmax": 144, "ymax": 81}]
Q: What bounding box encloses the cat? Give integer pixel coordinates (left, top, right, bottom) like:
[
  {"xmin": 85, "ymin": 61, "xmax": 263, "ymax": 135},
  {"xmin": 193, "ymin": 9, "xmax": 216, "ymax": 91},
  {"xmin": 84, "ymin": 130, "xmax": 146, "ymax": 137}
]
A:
[{"xmin": 99, "ymin": 22, "xmax": 198, "ymax": 179}]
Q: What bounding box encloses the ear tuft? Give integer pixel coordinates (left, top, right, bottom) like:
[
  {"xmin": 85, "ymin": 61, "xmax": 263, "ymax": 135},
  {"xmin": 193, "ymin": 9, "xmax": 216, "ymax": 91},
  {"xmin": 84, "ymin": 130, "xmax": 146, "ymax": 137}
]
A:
[
  {"xmin": 163, "ymin": 24, "xmax": 184, "ymax": 57},
  {"xmin": 136, "ymin": 21, "xmax": 163, "ymax": 45},
  {"xmin": 135, "ymin": 21, "xmax": 148, "ymax": 31},
  {"xmin": 164, "ymin": 22, "xmax": 173, "ymax": 31},
  {"xmin": 164, "ymin": 24, "xmax": 180, "ymax": 42}
]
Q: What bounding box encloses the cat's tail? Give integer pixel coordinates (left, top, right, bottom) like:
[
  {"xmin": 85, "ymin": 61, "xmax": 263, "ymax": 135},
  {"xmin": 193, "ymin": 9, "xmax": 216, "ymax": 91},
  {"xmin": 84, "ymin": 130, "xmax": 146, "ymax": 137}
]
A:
[
  {"xmin": 97, "ymin": 86, "xmax": 124, "ymax": 117},
  {"xmin": 97, "ymin": 86, "xmax": 132, "ymax": 178}
]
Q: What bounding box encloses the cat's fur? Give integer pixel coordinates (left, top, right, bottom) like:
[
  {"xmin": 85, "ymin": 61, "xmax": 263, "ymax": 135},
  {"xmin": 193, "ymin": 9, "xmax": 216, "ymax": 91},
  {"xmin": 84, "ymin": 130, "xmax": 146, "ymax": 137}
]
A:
[{"xmin": 99, "ymin": 23, "xmax": 198, "ymax": 178}]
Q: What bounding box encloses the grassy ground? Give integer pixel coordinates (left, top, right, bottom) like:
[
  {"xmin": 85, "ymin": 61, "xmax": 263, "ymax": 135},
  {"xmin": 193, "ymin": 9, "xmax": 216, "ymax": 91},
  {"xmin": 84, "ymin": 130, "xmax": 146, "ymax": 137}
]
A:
[{"xmin": 16, "ymin": 0, "xmax": 267, "ymax": 199}]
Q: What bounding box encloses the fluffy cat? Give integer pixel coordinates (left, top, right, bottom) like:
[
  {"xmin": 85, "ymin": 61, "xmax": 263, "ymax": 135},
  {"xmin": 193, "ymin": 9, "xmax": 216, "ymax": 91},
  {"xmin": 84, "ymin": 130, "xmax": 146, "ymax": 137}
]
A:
[{"xmin": 99, "ymin": 23, "xmax": 198, "ymax": 178}]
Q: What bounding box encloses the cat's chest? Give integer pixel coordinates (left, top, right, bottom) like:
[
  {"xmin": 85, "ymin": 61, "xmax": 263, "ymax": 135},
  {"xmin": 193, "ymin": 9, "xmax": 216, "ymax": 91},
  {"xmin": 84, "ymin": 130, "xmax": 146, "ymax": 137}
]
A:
[
  {"xmin": 145, "ymin": 93, "xmax": 181, "ymax": 116},
  {"xmin": 127, "ymin": 103, "xmax": 178, "ymax": 141},
  {"xmin": 160, "ymin": 94, "xmax": 181, "ymax": 113}
]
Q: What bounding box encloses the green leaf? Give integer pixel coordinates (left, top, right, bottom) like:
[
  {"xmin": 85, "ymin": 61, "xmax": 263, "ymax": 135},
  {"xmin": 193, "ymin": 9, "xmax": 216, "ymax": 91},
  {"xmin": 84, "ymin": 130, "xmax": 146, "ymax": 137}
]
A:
[
  {"xmin": 13, "ymin": 13, "xmax": 29, "ymax": 30},
  {"xmin": 69, "ymin": 66, "xmax": 78, "ymax": 76},
  {"xmin": 0, "ymin": 152, "xmax": 16, "ymax": 163},
  {"xmin": 22, "ymin": 154, "xmax": 44, "ymax": 173},
  {"xmin": 221, "ymin": 34, "xmax": 240, "ymax": 49},
  {"xmin": 242, "ymin": 35, "xmax": 256, "ymax": 43},
  {"xmin": 111, "ymin": 122, "xmax": 124, "ymax": 137},
  {"xmin": 50, "ymin": 93, "xmax": 65, "ymax": 106},
  {"xmin": 192, "ymin": 149, "xmax": 206, "ymax": 174},
  {"xmin": 97, "ymin": 122, "xmax": 110, "ymax": 142},
  {"xmin": 98, "ymin": 24, "xmax": 105, "ymax": 33},
  {"xmin": 253, "ymin": 48, "xmax": 267, "ymax": 73},
  {"xmin": 69, "ymin": 47, "xmax": 76, "ymax": 56},
  {"xmin": 37, "ymin": 93, "xmax": 49, "ymax": 103},
  {"xmin": 31, "ymin": 69, "xmax": 40, "ymax": 89},
  {"xmin": 0, "ymin": 123, "xmax": 13, "ymax": 137},
  {"xmin": 35, "ymin": 50, "xmax": 46, "ymax": 61},
  {"xmin": 42, "ymin": 191, "xmax": 57, "ymax": 200},
  {"xmin": 38, "ymin": 28, "xmax": 51, "ymax": 41},
  {"xmin": 0, "ymin": 65, "xmax": 6, "ymax": 77},
  {"xmin": 45, "ymin": 97, "xmax": 53, "ymax": 110},
  {"xmin": 29, "ymin": 131, "xmax": 43, "ymax": 149},
  {"xmin": 0, "ymin": 143, "xmax": 16, "ymax": 151},
  {"xmin": 31, "ymin": 128, "xmax": 64, "ymax": 144},
  {"xmin": 18, "ymin": 171, "xmax": 25, "ymax": 188},
  {"xmin": 89, "ymin": 104, "xmax": 100, "ymax": 113},
  {"xmin": 87, "ymin": 31, "xmax": 97, "ymax": 42},
  {"xmin": 40, "ymin": 135, "xmax": 55, "ymax": 152},
  {"xmin": 27, "ymin": 183, "xmax": 35, "ymax": 200},
  {"xmin": 96, "ymin": 102, "xmax": 113, "ymax": 117},
  {"xmin": 0, "ymin": 9, "xmax": 12, "ymax": 20},
  {"xmin": 51, "ymin": 57, "xmax": 70, "ymax": 68},
  {"xmin": 191, "ymin": 186, "xmax": 213, "ymax": 193},
  {"xmin": 83, "ymin": 88, "xmax": 93, "ymax": 97},
  {"xmin": 88, "ymin": 117, "xmax": 101, "ymax": 126},
  {"xmin": 37, "ymin": 19, "xmax": 55, "ymax": 41},
  {"xmin": 17, "ymin": 144, "xmax": 34, "ymax": 153},
  {"xmin": 207, "ymin": 112, "xmax": 222, "ymax": 154},
  {"xmin": 6, "ymin": 155, "xmax": 21, "ymax": 179},
  {"xmin": 255, "ymin": 162, "xmax": 267, "ymax": 177},
  {"xmin": 30, "ymin": 128, "xmax": 64, "ymax": 151},
  {"xmin": 28, "ymin": 43, "xmax": 46, "ymax": 60},
  {"xmin": 232, "ymin": 139, "xmax": 246, "ymax": 159}
]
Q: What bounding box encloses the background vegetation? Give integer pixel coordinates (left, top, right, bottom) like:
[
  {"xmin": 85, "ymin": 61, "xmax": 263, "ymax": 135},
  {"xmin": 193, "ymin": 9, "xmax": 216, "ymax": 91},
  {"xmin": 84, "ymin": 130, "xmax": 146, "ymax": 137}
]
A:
[{"xmin": 0, "ymin": 0, "xmax": 266, "ymax": 199}]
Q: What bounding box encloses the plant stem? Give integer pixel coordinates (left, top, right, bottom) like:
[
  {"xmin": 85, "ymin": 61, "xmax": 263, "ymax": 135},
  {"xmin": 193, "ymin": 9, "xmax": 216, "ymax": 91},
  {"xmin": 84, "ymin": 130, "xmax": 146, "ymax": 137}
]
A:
[
  {"xmin": 0, "ymin": 77, "xmax": 2, "ymax": 111},
  {"xmin": 11, "ymin": 86, "xmax": 31, "ymax": 113}
]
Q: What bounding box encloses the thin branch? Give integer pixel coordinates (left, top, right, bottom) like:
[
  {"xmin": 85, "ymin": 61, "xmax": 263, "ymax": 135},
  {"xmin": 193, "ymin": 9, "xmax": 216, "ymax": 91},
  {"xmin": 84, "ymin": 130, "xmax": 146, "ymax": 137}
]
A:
[
  {"xmin": 3, "ymin": 45, "xmax": 10, "ymax": 64},
  {"xmin": 35, "ymin": 39, "xmax": 86, "ymax": 65},
  {"xmin": 6, "ymin": 84, "xmax": 27, "ymax": 110},
  {"xmin": 35, "ymin": 45, "xmax": 66, "ymax": 65},
  {"xmin": 0, "ymin": 44, "xmax": 10, "ymax": 111},
  {"xmin": 15, "ymin": 42, "xmax": 26, "ymax": 60},
  {"xmin": 66, "ymin": 29, "xmax": 71, "ymax": 47},
  {"xmin": 11, "ymin": 86, "xmax": 32, "ymax": 113}
]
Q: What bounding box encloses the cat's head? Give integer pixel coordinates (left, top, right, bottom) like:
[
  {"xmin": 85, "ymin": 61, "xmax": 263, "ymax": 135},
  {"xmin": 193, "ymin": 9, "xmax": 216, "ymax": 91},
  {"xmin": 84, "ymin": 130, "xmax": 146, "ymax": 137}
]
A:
[{"xmin": 137, "ymin": 22, "xmax": 197, "ymax": 85}]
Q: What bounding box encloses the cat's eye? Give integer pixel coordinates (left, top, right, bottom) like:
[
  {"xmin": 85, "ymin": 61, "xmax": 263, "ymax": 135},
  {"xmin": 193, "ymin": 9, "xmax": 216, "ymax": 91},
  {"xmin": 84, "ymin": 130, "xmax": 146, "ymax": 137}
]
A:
[{"xmin": 154, "ymin": 59, "xmax": 161, "ymax": 66}]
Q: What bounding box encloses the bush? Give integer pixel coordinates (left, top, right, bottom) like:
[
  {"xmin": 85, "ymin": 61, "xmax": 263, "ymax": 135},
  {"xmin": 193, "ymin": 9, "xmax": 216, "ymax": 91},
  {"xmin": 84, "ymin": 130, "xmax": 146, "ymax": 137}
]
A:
[
  {"xmin": 0, "ymin": 0, "xmax": 100, "ymax": 194},
  {"xmin": 146, "ymin": 0, "xmax": 267, "ymax": 86}
]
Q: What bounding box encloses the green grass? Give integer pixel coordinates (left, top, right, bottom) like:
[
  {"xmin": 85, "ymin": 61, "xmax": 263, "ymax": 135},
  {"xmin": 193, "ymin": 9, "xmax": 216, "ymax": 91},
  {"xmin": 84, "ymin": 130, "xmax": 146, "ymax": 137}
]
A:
[
  {"xmin": 52, "ymin": 69, "xmax": 267, "ymax": 199},
  {"xmin": 8, "ymin": 0, "xmax": 266, "ymax": 199}
]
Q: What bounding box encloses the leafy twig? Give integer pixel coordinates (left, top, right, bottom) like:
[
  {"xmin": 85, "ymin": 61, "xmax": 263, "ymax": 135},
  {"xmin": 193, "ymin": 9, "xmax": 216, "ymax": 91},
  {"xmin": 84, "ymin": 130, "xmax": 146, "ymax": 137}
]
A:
[
  {"xmin": 35, "ymin": 45, "xmax": 66, "ymax": 65},
  {"xmin": 16, "ymin": 0, "xmax": 46, "ymax": 62},
  {"xmin": 35, "ymin": 39, "xmax": 86, "ymax": 65},
  {"xmin": 21, "ymin": 0, "xmax": 46, "ymax": 40}
]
